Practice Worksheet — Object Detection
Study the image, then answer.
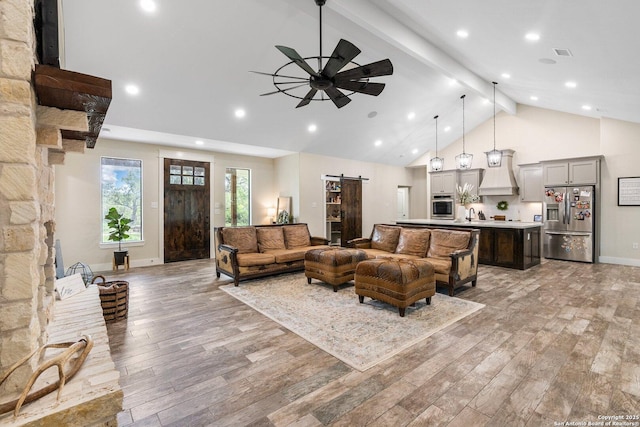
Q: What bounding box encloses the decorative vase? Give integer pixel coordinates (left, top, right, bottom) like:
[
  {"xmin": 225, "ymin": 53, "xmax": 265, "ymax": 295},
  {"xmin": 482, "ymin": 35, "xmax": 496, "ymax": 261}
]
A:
[{"xmin": 455, "ymin": 205, "xmax": 467, "ymax": 222}]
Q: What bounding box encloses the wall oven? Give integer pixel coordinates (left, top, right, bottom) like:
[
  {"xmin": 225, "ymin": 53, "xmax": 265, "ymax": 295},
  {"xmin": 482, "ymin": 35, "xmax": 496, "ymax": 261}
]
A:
[{"xmin": 431, "ymin": 196, "xmax": 454, "ymax": 219}]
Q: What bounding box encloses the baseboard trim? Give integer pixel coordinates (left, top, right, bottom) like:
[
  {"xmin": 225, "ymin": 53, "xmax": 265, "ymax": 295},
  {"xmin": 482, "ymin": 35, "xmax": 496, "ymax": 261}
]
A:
[
  {"xmin": 599, "ymin": 256, "xmax": 640, "ymax": 267},
  {"xmin": 92, "ymin": 257, "xmax": 163, "ymax": 273}
]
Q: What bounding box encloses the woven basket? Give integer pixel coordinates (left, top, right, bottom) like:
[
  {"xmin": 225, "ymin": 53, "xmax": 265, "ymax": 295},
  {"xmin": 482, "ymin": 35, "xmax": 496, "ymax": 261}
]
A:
[{"xmin": 91, "ymin": 275, "xmax": 129, "ymax": 322}]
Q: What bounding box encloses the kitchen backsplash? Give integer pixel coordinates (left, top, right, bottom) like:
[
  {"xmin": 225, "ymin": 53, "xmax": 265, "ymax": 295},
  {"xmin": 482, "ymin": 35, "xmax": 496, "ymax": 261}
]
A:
[{"xmin": 465, "ymin": 195, "xmax": 543, "ymax": 222}]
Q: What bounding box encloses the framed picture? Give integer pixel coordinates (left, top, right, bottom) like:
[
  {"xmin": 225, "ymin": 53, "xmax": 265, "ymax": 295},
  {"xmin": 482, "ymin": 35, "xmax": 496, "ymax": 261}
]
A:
[
  {"xmin": 276, "ymin": 196, "xmax": 291, "ymax": 223},
  {"xmin": 618, "ymin": 177, "xmax": 640, "ymax": 206}
]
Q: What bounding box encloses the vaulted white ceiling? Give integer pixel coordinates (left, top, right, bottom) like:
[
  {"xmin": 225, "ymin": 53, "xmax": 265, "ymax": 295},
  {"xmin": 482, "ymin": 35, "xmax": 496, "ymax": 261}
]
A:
[{"xmin": 61, "ymin": 0, "xmax": 640, "ymax": 166}]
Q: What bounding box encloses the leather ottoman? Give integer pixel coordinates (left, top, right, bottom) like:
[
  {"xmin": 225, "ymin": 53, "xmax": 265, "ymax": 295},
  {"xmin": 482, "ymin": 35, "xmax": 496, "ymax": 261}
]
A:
[
  {"xmin": 355, "ymin": 258, "xmax": 435, "ymax": 317},
  {"xmin": 304, "ymin": 247, "xmax": 368, "ymax": 292}
]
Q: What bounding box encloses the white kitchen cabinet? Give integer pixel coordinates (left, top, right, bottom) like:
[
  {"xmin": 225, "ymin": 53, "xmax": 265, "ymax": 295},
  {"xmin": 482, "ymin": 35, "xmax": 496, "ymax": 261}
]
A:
[
  {"xmin": 430, "ymin": 171, "xmax": 456, "ymax": 195},
  {"xmin": 542, "ymin": 158, "xmax": 599, "ymax": 186},
  {"xmin": 457, "ymin": 169, "xmax": 483, "ymax": 200},
  {"xmin": 518, "ymin": 164, "xmax": 543, "ymax": 202}
]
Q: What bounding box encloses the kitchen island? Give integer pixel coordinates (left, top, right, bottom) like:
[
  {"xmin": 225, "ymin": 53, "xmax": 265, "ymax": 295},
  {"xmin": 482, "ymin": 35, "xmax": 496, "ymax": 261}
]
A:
[{"xmin": 397, "ymin": 219, "xmax": 543, "ymax": 270}]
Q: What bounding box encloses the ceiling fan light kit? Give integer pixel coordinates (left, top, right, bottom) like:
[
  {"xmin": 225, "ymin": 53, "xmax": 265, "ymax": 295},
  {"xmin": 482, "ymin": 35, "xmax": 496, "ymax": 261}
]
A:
[{"xmin": 253, "ymin": 0, "xmax": 393, "ymax": 108}]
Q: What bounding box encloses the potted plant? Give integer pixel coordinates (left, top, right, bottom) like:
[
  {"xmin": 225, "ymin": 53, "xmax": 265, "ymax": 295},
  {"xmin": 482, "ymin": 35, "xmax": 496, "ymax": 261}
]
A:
[{"xmin": 105, "ymin": 207, "xmax": 131, "ymax": 266}]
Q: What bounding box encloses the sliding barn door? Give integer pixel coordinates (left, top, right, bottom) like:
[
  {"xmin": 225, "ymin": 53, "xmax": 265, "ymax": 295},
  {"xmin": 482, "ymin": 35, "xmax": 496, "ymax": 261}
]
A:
[
  {"xmin": 164, "ymin": 158, "xmax": 210, "ymax": 262},
  {"xmin": 340, "ymin": 178, "xmax": 362, "ymax": 245}
]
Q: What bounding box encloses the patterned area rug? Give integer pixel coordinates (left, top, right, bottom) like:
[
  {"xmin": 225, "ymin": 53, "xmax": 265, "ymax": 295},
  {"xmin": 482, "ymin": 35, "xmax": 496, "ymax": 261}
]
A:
[{"xmin": 220, "ymin": 272, "xmax": 484, "ymax": 371}]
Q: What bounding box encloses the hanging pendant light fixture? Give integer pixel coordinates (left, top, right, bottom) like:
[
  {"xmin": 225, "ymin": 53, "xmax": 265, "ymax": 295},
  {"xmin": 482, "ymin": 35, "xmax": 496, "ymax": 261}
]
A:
[
  {"xmin": 430, "ymin": 115, "xmax": 444, "ymax": 171},
  {"xmin": 486, "ymin": 81, "xmax": 503, "ymax": 167},
  {"xmin": 455, "ymin": 94, "xmax": 473, "ymax": 169}
]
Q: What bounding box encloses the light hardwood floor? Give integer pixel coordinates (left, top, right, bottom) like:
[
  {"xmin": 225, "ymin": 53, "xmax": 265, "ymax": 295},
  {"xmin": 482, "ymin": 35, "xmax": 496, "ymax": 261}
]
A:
[{"xmin": 105, "ymin": 259, "xmax": 640, "ymax": 426}]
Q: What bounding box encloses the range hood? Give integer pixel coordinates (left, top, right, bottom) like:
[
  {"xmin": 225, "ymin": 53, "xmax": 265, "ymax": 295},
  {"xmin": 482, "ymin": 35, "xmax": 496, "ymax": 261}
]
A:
[{"xmin": 479, "ymin": 149, "xmax": 519, "ymax": 196}]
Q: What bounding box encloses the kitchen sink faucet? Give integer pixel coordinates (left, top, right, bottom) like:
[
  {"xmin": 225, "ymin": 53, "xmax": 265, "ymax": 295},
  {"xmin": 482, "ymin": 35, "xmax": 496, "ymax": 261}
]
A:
[{"xmin": 467, "ymin": 207, "xmax": 475, "ymax": 222}]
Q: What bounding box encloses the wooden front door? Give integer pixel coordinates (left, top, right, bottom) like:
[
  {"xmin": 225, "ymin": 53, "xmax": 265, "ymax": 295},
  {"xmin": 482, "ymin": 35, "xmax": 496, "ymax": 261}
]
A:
[
  {"xmin": 164, "ymin": 158, "xmax": 210, "ymax": 262},
  {"xmin": 340, "ymin": 178, "xmax": 362, "ymax": 245}
]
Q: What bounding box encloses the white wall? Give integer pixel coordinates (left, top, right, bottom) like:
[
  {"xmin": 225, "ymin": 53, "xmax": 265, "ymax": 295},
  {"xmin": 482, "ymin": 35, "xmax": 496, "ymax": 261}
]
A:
[
  {"xmin": 55, "ymin": 138, "xmax": 276, "ymax": 271},
  {"xmin": 293, "ymin": 153, "xmax": 414, "ymax": 238},
  {"xmin": 432, "ymin": 104, "xmax": 640, "ymax": 265},
  {"xmin": 274, "ymin": 154, "xmax": 300, "ymax": 221},
  {"xmin": 55, "ymin": 105, "xmax": 640, "ymax": 269}
]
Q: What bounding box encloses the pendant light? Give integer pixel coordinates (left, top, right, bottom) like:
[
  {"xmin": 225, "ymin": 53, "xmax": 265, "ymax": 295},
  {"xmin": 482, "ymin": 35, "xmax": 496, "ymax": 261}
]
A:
[
  {"xmin": 455, "ymin": 94, "xmax": 473, "ymax": 169},
  {"xmin": 430, "ymin": 115, "xmax": 444, "ymax": 171},
  {"xmin": 486, "ymin": 81, "xmax": 503, "ymax": 167}
]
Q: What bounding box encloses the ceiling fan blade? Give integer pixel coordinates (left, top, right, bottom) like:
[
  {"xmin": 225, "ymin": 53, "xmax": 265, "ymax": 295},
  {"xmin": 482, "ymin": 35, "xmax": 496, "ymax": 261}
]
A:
[
  {"xmin": 335, "ymin": 80, "xmax": 386, "ymax": 96},
  {"xmin": 334, "ymin": 59, "xmax": 394, "ymax": 81},
  {"xmin": 250, "ymin": 71, "xmax": 309, "ymax": 81},
  {"xmin": 321, "ymin": 39, "xmax": 361, "ymax": 78},
  {"xmin": 296, "ymin": 88, "xmax": 318, "ymax": 108},
  {"xmin": 325, "ymin": 86, "xmax": 351, "ymax": 109},
  {"xmin": 259, "ymin": 83, "xmax": 309, "ymax": 96},
  {"xmin": 275, "ymin": 46, "xmax": 319, "ymax": 77}
]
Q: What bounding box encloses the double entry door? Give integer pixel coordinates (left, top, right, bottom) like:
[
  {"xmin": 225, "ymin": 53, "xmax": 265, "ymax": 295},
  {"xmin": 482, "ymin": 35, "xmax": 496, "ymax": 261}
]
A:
[{"xmin": 164, "ymin": 158, "xmax": 210, "ymax": 262}]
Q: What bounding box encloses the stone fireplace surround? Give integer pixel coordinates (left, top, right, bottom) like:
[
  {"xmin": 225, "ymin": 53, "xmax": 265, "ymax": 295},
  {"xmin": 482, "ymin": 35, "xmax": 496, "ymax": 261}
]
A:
[{"xmin": 1, "ymin": 0, "xmax": 120, "ymax": 424}]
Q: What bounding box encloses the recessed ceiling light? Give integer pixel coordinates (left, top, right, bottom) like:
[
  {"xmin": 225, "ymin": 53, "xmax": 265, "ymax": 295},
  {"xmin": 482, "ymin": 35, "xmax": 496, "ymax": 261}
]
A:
[
  {"xmin": 195, "ymin": 140, "xmax": 204, "ymax": 146},
  {"xmin": 125, "ymin": 84, "xmax": 139, "ymax": 95},
  {"xmin": 140, "ymin": 0, "xmax": 156, "ymax": 13},
  {"xmin": 525, "ymin": 33, "xmax": 540, "ymax": 41},
  {"xmin": 501, "ymin": 73, "xmax": 511, "ymax": 79},
  {"xmin": 374, "ymin": 140, "xmax": 382, "ymax": 147},
  {"xmin": 530, "ymin": 95, "xmax": 538, "ymax": 101},
  {"xmin": 234, "ymin": 108, "xmax": 246, "ymax": 118},
  {"xmin": 565, "ymin": 81, "xmax": 577, "ymax": 88},
  {"xmin": 368, "ymin": 111, "xmax": 378, "ymax": 118},
  {"xmin": 411, "ymin": 149, "xmax": 419, "ymax": 154},
  {"xmin": 456, "ymin": 29, "xmax": 469, "ymax": 39},
  {"xmin": 101, "ymin": 127, "xmax": 111, "ymax": 133},
  {"xmin": 444, "ymin": 126, "xmax": 451, "ymax": 132},
  {"xmin": 582, "ymin": 105, "xmax": 592, "ymax": 111},
  {"xmin": 448, "ymin": 78, "xmax": 458, "ymax": 86},
  {"xmin": 482, "ymin": 99, "xmax": 490, "ymax": 105},
  {"xmin": 307, "ymin": 124, "xmax": 317, "ymax": 133},
  {"xmin": 539, "ymin": 58, "xmax": 556, "ymax": 65},
  {"xmin": 407, "ymin": 112, "xmax": 416, "ymax": 120}
]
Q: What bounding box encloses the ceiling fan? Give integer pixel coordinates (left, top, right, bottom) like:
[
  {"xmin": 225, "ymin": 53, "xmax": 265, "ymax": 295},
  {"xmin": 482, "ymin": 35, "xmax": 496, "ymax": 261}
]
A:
[{"xmin": 252, "ymin": 0, "xmax": 394, "ymax": 109}]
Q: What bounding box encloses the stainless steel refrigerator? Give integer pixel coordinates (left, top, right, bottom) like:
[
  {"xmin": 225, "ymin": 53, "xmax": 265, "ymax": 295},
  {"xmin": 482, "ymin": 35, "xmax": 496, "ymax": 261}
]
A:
[{"xmin": 543, "ymin": 185, "xmax": 595, "ymax": 262}]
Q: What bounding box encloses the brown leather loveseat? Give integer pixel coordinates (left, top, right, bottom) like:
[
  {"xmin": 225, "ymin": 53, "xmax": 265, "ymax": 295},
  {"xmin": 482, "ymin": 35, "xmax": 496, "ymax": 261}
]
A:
[
  {"xmin": 347, "ymin": 224, "xmax": 480, "ymax": 296},
  {"xmin": 214, "ymin": 223, "xmax": 330, "ymax": 286}
]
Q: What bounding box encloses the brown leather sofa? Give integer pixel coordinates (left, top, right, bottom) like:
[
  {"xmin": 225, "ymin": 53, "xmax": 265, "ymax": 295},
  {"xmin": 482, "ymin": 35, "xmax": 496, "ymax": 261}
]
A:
[
  {"xmin": 347, "ymin": 224, "xmax": 480, "ymax": 296},
  {"xmin": 214, "ymin": 223, "xmax": 330, "ymax": 286}
]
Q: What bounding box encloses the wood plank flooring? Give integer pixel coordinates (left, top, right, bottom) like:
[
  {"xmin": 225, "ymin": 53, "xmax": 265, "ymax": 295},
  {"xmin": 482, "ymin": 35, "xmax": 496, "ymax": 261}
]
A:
[{"xmin": 104, "ymin": 259, "xmax": 640, "ymax": 426}]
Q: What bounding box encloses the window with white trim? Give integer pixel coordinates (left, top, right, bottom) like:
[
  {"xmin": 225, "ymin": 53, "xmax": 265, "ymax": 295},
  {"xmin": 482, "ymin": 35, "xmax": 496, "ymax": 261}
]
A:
[{"xmin": 101, "ymin": 157, "xmax": 143, "ymax": 243}]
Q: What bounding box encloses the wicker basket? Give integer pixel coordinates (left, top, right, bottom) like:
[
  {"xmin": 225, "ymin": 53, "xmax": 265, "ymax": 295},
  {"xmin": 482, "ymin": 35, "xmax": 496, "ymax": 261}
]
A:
[{"xmin": 91, "ymin": 275, "xmax": 129, "ymax": 322}]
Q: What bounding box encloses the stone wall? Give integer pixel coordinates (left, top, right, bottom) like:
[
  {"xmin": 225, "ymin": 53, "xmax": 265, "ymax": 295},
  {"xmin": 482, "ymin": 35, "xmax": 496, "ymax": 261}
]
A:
[{"xmin": 0, "ymin": 0, "xmax": 58, "ymax": 392}]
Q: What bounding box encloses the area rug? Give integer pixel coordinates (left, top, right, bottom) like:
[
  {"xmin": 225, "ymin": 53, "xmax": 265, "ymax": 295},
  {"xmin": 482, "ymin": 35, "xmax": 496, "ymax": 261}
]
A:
[{"xmin": 220, "ymin": 273, "xmax": 484, "ymax": 371}]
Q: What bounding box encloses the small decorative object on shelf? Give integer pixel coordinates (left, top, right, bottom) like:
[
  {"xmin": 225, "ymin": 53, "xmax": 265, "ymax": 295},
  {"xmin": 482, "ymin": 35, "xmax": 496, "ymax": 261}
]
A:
[
  {"xmin": 65, "ymin": 262, "xmax": 93, "ymax": 285},
  {"xmin": 497, "ymin": 200, "xmax": 509, "ymax": 211},
  {"xmin": 456, "ymin": 183, "xmax": 479, "ymax": 206}
]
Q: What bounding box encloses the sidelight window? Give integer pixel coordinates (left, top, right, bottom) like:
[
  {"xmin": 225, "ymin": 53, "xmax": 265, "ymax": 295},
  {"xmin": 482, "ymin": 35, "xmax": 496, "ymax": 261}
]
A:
[
  {"xmin": 225, "ymin": 168, "xmax": 250, "ymax": 226},
  {"xmin": 101, "ymin": 157, "xmax": 143, "ymax": 243}
]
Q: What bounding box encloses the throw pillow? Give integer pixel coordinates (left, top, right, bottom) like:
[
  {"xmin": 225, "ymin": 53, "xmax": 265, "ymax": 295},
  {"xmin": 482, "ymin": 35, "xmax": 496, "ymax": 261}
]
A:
[
  {"xmin": 221, "ymin": 227, "xmax": 258, "ymax": 254},
  {"xmin": 370, "ymin": 225, "xmax": 401, "ymax": 253},
  {"xmin": 256, "ymin": 227, "xmax": 286, "ymax": 252},
  {"xmin": 395, "ymin": 228, "xmax": 431, "ymax": 257},
  {"xmin": 283, "ymin": 224, "xmax": 311, "ymax": 248}
]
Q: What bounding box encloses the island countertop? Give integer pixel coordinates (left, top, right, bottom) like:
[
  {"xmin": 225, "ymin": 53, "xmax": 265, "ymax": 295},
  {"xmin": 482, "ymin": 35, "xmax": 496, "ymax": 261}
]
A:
[{"xmin": 396, "ymin": 219, "xmax": 544, "ymax": 229}]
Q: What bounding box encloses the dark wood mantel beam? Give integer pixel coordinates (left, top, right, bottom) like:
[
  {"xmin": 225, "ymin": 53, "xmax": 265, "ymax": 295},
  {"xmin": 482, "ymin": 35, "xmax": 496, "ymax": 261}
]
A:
[{"xmin": 34, "ymin": 64, "xmax": 112, "ymax": 148}]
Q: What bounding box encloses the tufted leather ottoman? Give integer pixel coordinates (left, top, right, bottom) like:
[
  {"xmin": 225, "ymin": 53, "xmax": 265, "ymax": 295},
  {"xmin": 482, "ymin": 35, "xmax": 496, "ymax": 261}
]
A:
[
  {"xmin": 305, "ymin": 248, "xmax": 368, "ymax": 292},
  {"xmin": 355, "ymin": 258, "xmax": 436, "ymax": 317}
]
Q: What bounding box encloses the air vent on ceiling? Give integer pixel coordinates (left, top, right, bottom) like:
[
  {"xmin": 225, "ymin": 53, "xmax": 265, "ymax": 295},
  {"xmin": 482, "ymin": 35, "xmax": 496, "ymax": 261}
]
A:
[{"xmin": 553, "ymin": 48, "xmax": 573, "ymax": 57}]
